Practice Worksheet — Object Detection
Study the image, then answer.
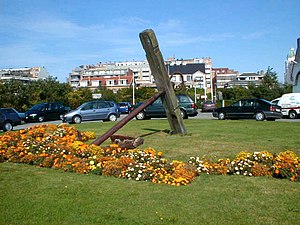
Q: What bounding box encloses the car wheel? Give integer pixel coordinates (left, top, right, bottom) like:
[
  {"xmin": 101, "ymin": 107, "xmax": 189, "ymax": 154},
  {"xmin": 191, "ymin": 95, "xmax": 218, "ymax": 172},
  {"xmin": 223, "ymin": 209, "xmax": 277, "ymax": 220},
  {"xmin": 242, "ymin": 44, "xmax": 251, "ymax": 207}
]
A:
[
  {"xmin": 218, "ymin": 112, "xmax": 226, "ymax": 120},
  {"xmin": 108, "ymin": 114, "xmax": 117, "ymax": 122},
  {"xmin": 180, "ymin": 109, "xmax": 188, "ymax": 119},
  {"xmin": 38, "ymin": 116, "xmax": 44, "ymax": 122},
  {"xmin": 3, "ymin": 121, "xmax": 13, "ymax": 132},
  {"xmin": 72, "ymin": 115, "xmax": 82, "ymax": 124},
  {"xmin": 255, "ymin": 112, "xmax": 265, "ymax": 121},
  {"xmin": 136, "ymin": 111, "xmax": 146, "ymax": 120},
  {"xmin": 288, "ymin": 110, "xmax": 297, "ymax": 119}
]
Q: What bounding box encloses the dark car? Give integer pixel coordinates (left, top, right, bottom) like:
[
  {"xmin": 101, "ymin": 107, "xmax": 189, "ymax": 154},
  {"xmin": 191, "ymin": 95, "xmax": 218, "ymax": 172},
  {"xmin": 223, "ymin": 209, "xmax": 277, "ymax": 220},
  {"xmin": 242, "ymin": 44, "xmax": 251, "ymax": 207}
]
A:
[
  {"xmin": 201, "ymin": 100, "xmax": 216, "ymax": 112},
  {"xmin": 131, "ymin": 94, "xmax": 198, "ymax": 120},
  {"xmin": 25, "ymin": 102, "xmax": 70, "ymax": 122},
  {"xmin": 62, "ymin": 100, "xmax": 120, "ymax": 124},
  {"xmin": 0, "ymin": 108, "xmax": 22, "ymax": 131},
  {"xmin": 118, "ymin": 102, "xmax": 132, "ymax": 114},
  {"xmin": 212, "ymin": 98, "xmax": 282, "ymax": 121}
]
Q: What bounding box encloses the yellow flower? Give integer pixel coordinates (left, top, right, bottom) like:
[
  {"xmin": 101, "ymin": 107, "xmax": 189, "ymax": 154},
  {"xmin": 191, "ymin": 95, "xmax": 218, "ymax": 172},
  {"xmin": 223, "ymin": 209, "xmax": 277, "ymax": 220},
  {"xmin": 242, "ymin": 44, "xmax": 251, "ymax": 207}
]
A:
[{"xmin": 157, "ymin": 151, "xmax": 163, "ymax": 157}]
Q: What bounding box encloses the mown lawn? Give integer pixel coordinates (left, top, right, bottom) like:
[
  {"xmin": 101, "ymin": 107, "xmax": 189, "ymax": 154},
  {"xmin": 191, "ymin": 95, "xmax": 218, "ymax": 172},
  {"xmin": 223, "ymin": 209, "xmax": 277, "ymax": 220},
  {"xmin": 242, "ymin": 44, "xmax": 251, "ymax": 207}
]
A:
[
  {"xmin": 1, "ymin": 119, "xmax": 300, "ymax": 225},
  {"xmin": 74, "ymin": 119, "xmax": 300, "ymax": 160}
]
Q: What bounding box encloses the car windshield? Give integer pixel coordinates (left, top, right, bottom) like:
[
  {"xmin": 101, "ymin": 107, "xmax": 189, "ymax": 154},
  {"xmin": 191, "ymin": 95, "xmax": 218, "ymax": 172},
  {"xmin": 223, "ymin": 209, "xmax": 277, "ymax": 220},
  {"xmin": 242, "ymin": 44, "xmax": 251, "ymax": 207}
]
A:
[
  {"xmin": 260, "ymin": 99, "xmax": 272, "ymax": 104},
  {"xmin": 1, "ymin": 108, "xmax": 15, "ymax": 114},
  {"xmin": 232, "ymin": 101, "xmax": 242, "ymax": 107},
  {"xmin": 30, "ymin": 104, "xmax": 45, "ymax": 110},
  {"xmin": 177, "ymin": 95, "xmax": 191, "ymax": 103}
]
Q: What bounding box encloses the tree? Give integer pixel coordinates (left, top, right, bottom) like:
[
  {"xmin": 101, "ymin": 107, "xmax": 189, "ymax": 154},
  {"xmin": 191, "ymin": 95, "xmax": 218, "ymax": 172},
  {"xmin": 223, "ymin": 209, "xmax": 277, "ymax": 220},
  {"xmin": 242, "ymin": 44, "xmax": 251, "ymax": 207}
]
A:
[
  {"xmin": 254, "ymin": 67, "xmax": 282, "ymax": 100},
  {"xmin": 97, "ymin": 88, "xmax": 117, "ymax": 102},
  {"xmin": 67, "ymin": 88, "xmax": 93, "ymax": 109},
  {"xmin": 135, "ymin": 87, "xmax": 156, "ymax": 103},
  {"xmin": 261, "ymin": 67, "xmax": 279, "ymax": 90},
  {"xmin": 0, "ymin": 80, "xmax": 27, "ymax": 110},
  {"xmin": 116, "ymin": 88, "xmax": 134, "ymax": 103}
]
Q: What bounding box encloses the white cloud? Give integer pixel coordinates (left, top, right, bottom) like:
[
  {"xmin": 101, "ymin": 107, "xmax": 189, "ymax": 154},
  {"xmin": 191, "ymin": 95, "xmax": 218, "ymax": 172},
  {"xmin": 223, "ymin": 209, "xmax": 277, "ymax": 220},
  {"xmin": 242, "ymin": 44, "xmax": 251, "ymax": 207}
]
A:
[
  {"xmin": 241, "ymin": 31, "xmax": 267, "ymax": 40},
  {"xmin": 159, "ymin": 32, "xmax": 236, "ymax": 46},
  {"xmin": 157, "ymin": 19, "xmax": 184, "ymax": 32},
  {"xmin": 116, "ymin": 17, "xmax": 150, "ymax": 26}
]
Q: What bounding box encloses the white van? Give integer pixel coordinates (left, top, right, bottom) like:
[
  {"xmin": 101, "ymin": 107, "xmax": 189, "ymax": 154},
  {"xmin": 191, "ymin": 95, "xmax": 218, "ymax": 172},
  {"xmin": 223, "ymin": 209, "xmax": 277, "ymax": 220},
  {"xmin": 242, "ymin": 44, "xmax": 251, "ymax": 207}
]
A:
[{"xmin": 277, "ymin": 93, "xmax": 300, "ymax": 119}]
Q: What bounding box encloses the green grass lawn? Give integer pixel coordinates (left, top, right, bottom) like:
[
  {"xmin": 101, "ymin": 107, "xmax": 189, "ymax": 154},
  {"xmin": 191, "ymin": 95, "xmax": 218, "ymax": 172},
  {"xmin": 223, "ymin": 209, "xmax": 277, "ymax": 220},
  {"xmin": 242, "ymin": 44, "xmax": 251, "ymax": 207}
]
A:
[
  {"xmin": 1, "ymin": 119, "xmax": 300, "ymax": 225},
  {"xmin": 75, "ymin": 119, "xmax": 300, "ymax": 161}
]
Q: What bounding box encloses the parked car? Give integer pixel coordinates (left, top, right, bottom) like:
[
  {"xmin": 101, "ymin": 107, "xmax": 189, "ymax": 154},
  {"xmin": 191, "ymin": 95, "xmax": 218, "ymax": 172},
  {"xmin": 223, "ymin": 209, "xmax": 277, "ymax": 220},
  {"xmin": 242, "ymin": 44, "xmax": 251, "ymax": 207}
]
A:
[
  {"xmin": 277, "ymin": 93, "xmax": 300, "ymax": 119},
  {"xmin": 10, "ymin": 108, "xmax": 25, "ymax": 121},
  {"xmin": 131, "ymin": 94, "xmax": 198, "ymax": 120},
  {"xmin": 212, "ymin": 98, "xmax": 282, "ymax": 121},
  {"xmin": 201, "ymin": 100, "xmax": 216, "ymax": 112},
  {"xmin": 271, "ymin": 98, "xmax": 281, "ymax": 105},
  {"xmin": 117, "ymin": 102, "xmax": 132, "ymax": 114},
  {"xmin": 25, "ymin": 102, "xmax": 70, "ymax": 122},
  {"xmin": 62, "ymin": 100, "xmax": 120, "ymax": 124},
  {"xmin": 0, "ymin": 108, "xmax": 22, "ymax": 131}
]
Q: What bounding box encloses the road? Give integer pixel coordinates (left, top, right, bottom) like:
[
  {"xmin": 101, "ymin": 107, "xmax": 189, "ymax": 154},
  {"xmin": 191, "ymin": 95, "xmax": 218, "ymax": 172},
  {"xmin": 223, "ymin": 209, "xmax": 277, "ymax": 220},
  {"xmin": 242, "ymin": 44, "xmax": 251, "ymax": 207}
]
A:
[{"xmin": 14, "ymin": 110, "xmax": 299, "ymax": 131}]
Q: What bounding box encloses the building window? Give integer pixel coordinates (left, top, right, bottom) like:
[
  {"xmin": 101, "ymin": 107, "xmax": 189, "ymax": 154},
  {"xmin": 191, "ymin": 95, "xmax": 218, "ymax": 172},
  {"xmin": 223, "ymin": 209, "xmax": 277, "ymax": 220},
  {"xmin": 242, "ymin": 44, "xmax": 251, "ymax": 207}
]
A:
[
  {"xmin": 107, "ymin": 80, "xmax": 114, "ymax": 86},
  {"xmin": 91, "ymin": 81, "xmax": 100, "ymax": 87},
  {"xmin": 118, "ymin": 79, "xmax": 127, "ymax": 85}
]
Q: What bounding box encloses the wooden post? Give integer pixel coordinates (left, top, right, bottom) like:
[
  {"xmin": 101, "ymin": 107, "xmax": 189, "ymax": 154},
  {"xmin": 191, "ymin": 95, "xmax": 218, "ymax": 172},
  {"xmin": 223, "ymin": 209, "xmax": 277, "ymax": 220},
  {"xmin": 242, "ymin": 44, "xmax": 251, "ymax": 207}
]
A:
[{"xmin": 139, "ymin": 29, "xmax": 187, "ymax": 135}]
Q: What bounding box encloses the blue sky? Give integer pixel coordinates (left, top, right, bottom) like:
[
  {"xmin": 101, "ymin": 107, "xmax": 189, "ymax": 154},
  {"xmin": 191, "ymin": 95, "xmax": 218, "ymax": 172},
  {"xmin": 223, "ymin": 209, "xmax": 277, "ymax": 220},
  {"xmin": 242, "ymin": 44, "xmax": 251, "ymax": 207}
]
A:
[{"xmin": 1, "ymin": 0, "xmax": 299, "ymax": 82}]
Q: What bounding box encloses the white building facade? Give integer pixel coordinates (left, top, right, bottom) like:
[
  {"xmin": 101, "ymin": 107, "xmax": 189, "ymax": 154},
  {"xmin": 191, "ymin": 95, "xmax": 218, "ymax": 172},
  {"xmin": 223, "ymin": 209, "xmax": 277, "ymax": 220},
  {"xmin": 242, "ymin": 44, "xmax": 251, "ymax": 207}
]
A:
[
  {"xmin": 68, "ymin": 58, "xmax": 214, "ymax": 93},
  {"xmin": 0, "ymin": 67, "xmax": 50, "ymax": 83}
]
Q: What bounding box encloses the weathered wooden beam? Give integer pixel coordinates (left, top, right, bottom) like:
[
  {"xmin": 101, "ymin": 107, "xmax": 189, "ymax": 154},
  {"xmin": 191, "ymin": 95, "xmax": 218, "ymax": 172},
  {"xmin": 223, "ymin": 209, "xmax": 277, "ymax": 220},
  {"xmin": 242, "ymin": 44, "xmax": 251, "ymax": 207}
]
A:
[
  {"xmin": 91, "ymin": 91, "xmax": 165, "ymax": 146},
  {"xmin": 139, "ymin": 29, "xmax": 187, "ymax": 135}
]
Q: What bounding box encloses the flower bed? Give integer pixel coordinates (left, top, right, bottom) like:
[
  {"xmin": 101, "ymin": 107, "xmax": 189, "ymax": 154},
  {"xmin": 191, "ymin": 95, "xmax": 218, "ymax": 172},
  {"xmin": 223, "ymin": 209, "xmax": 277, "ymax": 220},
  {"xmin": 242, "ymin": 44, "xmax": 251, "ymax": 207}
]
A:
[{"xmin": 0, "ymin": 124, "xmax": 299, "ymax": 185}]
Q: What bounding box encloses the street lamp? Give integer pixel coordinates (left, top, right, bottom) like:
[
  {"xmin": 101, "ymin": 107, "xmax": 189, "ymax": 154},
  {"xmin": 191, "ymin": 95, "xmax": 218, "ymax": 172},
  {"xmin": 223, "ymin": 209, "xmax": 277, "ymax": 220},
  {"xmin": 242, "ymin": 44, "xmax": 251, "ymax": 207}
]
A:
[
  {"xmin": 194, "ymin": 80, "xmax": 197, "ymax": 103},
  {"xmin": 132, "ymin": 75, "xmax": 136, "ymax": 105}
]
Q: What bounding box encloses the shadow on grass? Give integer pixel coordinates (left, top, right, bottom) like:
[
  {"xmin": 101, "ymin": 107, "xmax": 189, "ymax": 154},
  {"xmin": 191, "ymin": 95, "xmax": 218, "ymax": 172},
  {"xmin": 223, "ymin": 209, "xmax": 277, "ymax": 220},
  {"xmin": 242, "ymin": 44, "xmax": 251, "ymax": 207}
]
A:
[{"xmin": 140, "ymin": 128, "xmax": 171, "ymax": 137}]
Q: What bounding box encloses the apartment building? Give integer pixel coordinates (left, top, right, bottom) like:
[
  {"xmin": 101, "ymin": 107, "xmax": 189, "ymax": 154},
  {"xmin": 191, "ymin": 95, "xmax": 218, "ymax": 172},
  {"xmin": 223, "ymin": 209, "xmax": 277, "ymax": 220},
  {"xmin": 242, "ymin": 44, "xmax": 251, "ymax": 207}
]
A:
[
  {"xmin": 0, "ymin": 66, "xmax": 50, "ymax": 83},
  {"xmin": 226, "ymin": 72, "xmax": 264, "ymax": 88},
  {"xmin": 68, "ymin": 60, "xmax": 153, "ymax": 92},
  {"xmin": 68, "ymin": 58, "xmax": 213, "ymax": 93},
  {"xmin": 212, "ymin": 68, "xmax": 264, "ymax": 88},
  {"xmin": 212, "ymin": 68, "xmax": 239, "ymax": 88}
]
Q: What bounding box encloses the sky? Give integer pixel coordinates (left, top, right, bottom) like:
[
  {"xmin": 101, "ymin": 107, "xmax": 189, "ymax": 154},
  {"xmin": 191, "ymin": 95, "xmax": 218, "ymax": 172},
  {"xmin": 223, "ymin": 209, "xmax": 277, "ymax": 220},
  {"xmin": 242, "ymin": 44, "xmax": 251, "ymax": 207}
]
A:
[{"xmin": 1, "ymin": 0, "xmax": 299, "ymax": 83}]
